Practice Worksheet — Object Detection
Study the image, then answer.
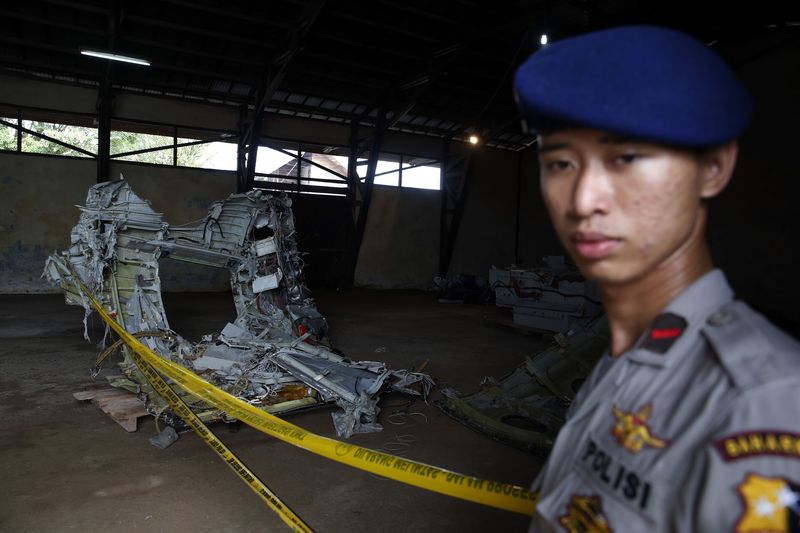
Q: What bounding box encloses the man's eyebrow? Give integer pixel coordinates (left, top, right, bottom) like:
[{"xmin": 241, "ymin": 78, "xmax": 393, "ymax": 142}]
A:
[{"xmin": 537, "ymin": 142, "xmax": 569, "ymax": 154}]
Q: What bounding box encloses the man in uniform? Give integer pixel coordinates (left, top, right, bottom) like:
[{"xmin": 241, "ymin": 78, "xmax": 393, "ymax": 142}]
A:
[{"xmin": 513, "ymin": 26, "xmax": 800, "ymax": 531}]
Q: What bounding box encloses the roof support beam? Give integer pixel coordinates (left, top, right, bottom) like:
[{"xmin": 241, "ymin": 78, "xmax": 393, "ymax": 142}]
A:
[
  {"xmin": 346, "ymin": 108, "xmax": 388, "ymax": 285},
  {"xmin": 236, "ymin": 104, "xmax": 249, "ymax": 193},
  {"xmin": 97, "ymin": 76, "xmax": 112, "ymax": 182},
  {"xmin": 125, "ymin": 14, "xmax": 272, "ymax": 49},
  {"xmin": 97, "ymin": 0, "xmax": 119, "ymax": 183},
  {"xmin": 239, "ymin": 0, "xmax": 326, "ymax": 193},
  {"xmin": 157, "ymin": 0, "xmax": 289, "ymax": 28}
]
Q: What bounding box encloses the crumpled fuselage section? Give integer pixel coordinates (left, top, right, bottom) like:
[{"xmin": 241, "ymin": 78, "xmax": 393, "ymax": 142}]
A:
[
  {"xmin": 436, "ymin": 317, "xmax": 608, "ymax": 454},
  {"xmin": 45, "ymin": 179, "xmax": 431, "ymax": 438}
]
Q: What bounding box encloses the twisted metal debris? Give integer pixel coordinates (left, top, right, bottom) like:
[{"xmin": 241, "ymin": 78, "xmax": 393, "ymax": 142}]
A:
[{"xmin": 45, "ymin": 178, "xmax": 431, "ymax": 438}]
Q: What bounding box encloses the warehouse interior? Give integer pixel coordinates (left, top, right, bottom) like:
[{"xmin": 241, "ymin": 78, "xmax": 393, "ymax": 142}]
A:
[{"xmin": 1, "ymin": 1, "xmax": 799, "ymax": 531}]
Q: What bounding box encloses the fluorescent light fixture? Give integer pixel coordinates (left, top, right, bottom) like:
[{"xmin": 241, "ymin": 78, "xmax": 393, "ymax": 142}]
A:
[
  {"xmin": 468, "ymin": 134, "xmax": 479, "ymax": 145},
  {"xmin": 540, "ymin": 34, "xmax": 548, "ymax": 45},
  {"xmin": 81, "ymin": 49, "xmax": 150, "ymax": 66}
]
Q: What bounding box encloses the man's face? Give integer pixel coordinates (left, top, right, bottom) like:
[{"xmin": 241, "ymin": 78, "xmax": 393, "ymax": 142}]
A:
[{"xmin": 538, "ymin": 128, "xmax": 713, "ymax": 285}]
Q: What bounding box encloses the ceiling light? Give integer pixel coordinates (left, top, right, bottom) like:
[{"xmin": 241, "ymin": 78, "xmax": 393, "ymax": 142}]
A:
[
  {"xmin": 540, "ymin": 34, "xmax": 548, "ymax": 46},
  {"xmin": 80, "ymin": 49, "xmax": 150, "ymax": 66},
  {"xmin": 469, "ymin": 134, "xmax": 479, "ymax": 145}
]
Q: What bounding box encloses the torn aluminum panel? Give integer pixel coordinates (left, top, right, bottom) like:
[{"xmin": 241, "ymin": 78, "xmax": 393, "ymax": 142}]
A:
[
  {"xmin": 45, "ymin": 178, "xmax": 432, "ymax": 438},
  {"xmin": 436, "ymin": 316, "xmax": 608, "ymax": 454},
  {"xmin": 489, "ymin": 256, "xmax": 604, "ymax": 333}
]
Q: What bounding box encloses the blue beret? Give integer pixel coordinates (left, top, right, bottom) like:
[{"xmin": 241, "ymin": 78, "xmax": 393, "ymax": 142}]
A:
[{"xmin": 513, "ymin": 25, "xmax": 753, "ymax": 147}]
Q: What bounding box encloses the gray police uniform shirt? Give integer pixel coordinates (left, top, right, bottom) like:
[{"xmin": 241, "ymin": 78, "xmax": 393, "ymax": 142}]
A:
[{"xmin": 529, "ymin": 269, "xmax": 800, "ymax": 532}]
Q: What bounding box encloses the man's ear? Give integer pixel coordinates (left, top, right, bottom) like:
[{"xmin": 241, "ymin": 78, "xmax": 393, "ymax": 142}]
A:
[{"xmin": 700, "ymin": 141, "xmax": 738, "ymax": 199}]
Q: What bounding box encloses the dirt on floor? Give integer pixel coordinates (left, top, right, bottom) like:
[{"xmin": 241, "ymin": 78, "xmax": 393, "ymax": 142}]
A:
[{"xmin": 0, "ymin": 289, "xmax": 548, "ymax": 532}]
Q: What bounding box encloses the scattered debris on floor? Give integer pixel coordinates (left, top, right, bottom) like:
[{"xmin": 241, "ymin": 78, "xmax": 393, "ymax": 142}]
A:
[
  {"xmin": 436, "ymin": 316, "xmax": 609, "ymax": 454},
  {"xmin": 433, "ymin": 273, "xmax": 491, "ymax": 304},
  {"xmin": 46, "ymin": 178, "xmax": 432, "ymax": 440},
  {"xmin": 489, "ymin": 256, "xmax": 604, "ymax": 333}
]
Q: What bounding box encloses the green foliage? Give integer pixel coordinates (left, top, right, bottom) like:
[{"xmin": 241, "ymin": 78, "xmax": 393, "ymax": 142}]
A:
[
  {"xmin": 110, "ymin": 130, "xmax": 172, "ymax": 164},
  {"xmin": 22, "ymin": 120, "xmax": 98, "ymax": 156},
  {"xmin": 0, "ymin": 118, "xmax": 18, "ymax": 150},
  {"xmin": 1, "ymin": 118, "xmax": 211, "ymax": 167},
  {"xmin": 109, "ymin": 132, "xmax": 213, "ymax": 167}
]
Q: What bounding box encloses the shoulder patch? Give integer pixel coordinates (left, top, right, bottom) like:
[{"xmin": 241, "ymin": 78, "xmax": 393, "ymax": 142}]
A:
[
  {"xmin": 715, "ymin": 431, "xmax": 800, "ymax": 462},
  {"xmin": 641, "ymin": 312, "xmax": 687, "ymax": 354},
  {"xmin": 736, "ymin": 474, "xmax": 800, "ymax": 532}
]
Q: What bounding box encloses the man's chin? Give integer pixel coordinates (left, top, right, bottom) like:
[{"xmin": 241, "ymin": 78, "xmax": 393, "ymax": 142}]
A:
[{"xmin": 571, "ymin": 257, "xmax": 635, "ymax": 286}]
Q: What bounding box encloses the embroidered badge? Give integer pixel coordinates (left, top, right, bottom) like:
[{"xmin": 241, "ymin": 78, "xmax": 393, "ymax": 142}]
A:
[
  {"xmin": 559, "ymin": 494, "xmax": 614, "ymax": 533},
  {"xmin": 715, "ymin": 431, "xmax": 800, "ymax": 462},
  {"xmin": 641, "ymin": 312, "xmax": 687, "ymax": 354},
  {"xmin": 735, "ymin": 474, "xmax": 800, "ymax": 532},
  {"xmin": 611, "ymin": 403, "xmax": 670, "ymax": 453}
]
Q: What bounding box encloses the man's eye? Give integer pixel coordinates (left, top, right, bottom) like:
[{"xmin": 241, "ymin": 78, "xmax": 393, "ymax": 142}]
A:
[
  {"xmin": 615, "ymin": 153, "xmax": 641, "ymax": 164},
  {"xmin": 544, "ymin": 160, "xmax": 572, "ymax": 172}
]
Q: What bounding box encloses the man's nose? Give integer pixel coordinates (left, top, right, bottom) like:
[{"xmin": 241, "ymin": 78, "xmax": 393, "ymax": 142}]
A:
[{"xmin": 569, "ymin": 162, "xmax": 611, "ymax": 218}]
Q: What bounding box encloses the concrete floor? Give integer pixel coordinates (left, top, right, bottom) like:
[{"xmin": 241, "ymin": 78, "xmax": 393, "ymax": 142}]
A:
[{"xmin": 0, "ymin": 289, "xmax": 547, "ymax": 532}]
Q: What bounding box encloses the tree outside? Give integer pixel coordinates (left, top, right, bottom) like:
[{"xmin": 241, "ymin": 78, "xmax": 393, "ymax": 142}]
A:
[
  {"xmin": 0, "ymin": 118, "xmax": 213, "ymax": 167},
  {"xmin": 0, "ymin": 118, "xmax": 18, "ymax": 150}
]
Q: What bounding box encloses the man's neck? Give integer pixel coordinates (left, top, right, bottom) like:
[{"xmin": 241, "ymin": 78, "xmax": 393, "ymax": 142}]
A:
[{"xmin": 601, "ymin": 241, "xmax": 714, "ymax": 357}]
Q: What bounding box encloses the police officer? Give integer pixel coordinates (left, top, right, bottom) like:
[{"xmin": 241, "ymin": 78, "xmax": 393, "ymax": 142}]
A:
[{"xmin": 513, "ymin": 26, "xmax": 800, "ymax": 531}]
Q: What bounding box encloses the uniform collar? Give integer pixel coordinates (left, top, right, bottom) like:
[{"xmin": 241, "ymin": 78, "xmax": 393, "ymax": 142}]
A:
[{"xmin": 625, "ymin": 269, "xmax": 735, "ymax": 367}]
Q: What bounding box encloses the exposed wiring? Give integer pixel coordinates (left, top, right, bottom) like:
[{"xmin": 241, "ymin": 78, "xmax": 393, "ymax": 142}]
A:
[{"xmin": 369, "ymin": 403, "xmax": 428, "ymax": 481}]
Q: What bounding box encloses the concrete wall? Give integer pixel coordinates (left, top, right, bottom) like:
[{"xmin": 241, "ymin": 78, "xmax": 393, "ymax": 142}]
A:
[
  {"xmin": 355, "ymin": 185, "xmax": 440, "ymax": 289},
  {"xmin": 0, "ymin": 154, "xmax": 96, "ymax": 293},
  {"xmin": 118, "ymin": 163, "xmax": 237, "ymax": 292},
  {"xmin": 0, "ymin": 153, "xmax": 236, "ymax": 293},
  {"xmin": 354, "ymin": 141, "xmax": 538, "ymax": 290},
  {"xmin": 448, "ymin": 147, "xmax": 521, "ymax": 277},
  {"xmin": 516, "ymin": 147, "xmax": 564, "ymax": 266}
]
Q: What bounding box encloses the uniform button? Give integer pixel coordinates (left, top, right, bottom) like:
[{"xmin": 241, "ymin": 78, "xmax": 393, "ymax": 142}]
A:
[{"xmin": 707, "ymin": 309, "xmax": 734, "ymax": 326}]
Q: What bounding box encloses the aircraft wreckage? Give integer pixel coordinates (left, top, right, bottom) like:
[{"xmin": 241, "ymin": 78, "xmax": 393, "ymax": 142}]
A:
[
  {"xmin": 438, "ymin": 309, "xmax": 608, "ymax": 453},
  {"xmin": 45, "ymin": 178, "xmax": 431, "ymax": 439}
]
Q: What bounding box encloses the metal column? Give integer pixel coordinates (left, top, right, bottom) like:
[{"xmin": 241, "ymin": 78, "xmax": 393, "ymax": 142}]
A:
[
  {"xmin": 438, "ymin": 140, "xmax": 474, "ymax": 278},
  {"xmin": 97, "ymin": 71, "xmax": 112, "ymax": 183},
  {"xmin": 237, "ymin": 0, "xmax": 326, "ymax": 193},
  {"xmin": 344, "ymin": 109, "xmax": 388, "ymax": 285}
]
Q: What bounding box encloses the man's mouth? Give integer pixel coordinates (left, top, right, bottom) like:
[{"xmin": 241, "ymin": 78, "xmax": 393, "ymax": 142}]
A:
[{"xmin": 571, "ymin": 231, "xmax": 621, "ymax": 260}]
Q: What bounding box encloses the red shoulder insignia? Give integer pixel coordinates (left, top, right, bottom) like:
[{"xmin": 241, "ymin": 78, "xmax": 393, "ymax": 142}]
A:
[{"xmin": 641, "ymin": 312, "xmax": 687, "ymax": 354}]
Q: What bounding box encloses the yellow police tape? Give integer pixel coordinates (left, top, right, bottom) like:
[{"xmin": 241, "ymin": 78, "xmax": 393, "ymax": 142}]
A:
[
  {"xmin": 128, "ymin": 345, "xmax": 313, "ymax": 532},
  {"xmin": 80, "ymin": 280, "xmax": 538, "ymax": 518}
]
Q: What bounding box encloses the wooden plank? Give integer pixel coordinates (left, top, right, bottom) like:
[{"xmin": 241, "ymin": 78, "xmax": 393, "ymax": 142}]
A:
[{"xmin": 74, "ymin": 387, "xmax": 149, "ymax": 433}]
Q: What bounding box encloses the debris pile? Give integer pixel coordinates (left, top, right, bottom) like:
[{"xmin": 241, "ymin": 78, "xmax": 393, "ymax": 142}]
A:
[
  {"xmin": 46, "ymin": 178, "xmax": 431, "ymax": 438},
  {"xmin": 490, "ymin": 256, "xmax": 604, "ymax": 333}
]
